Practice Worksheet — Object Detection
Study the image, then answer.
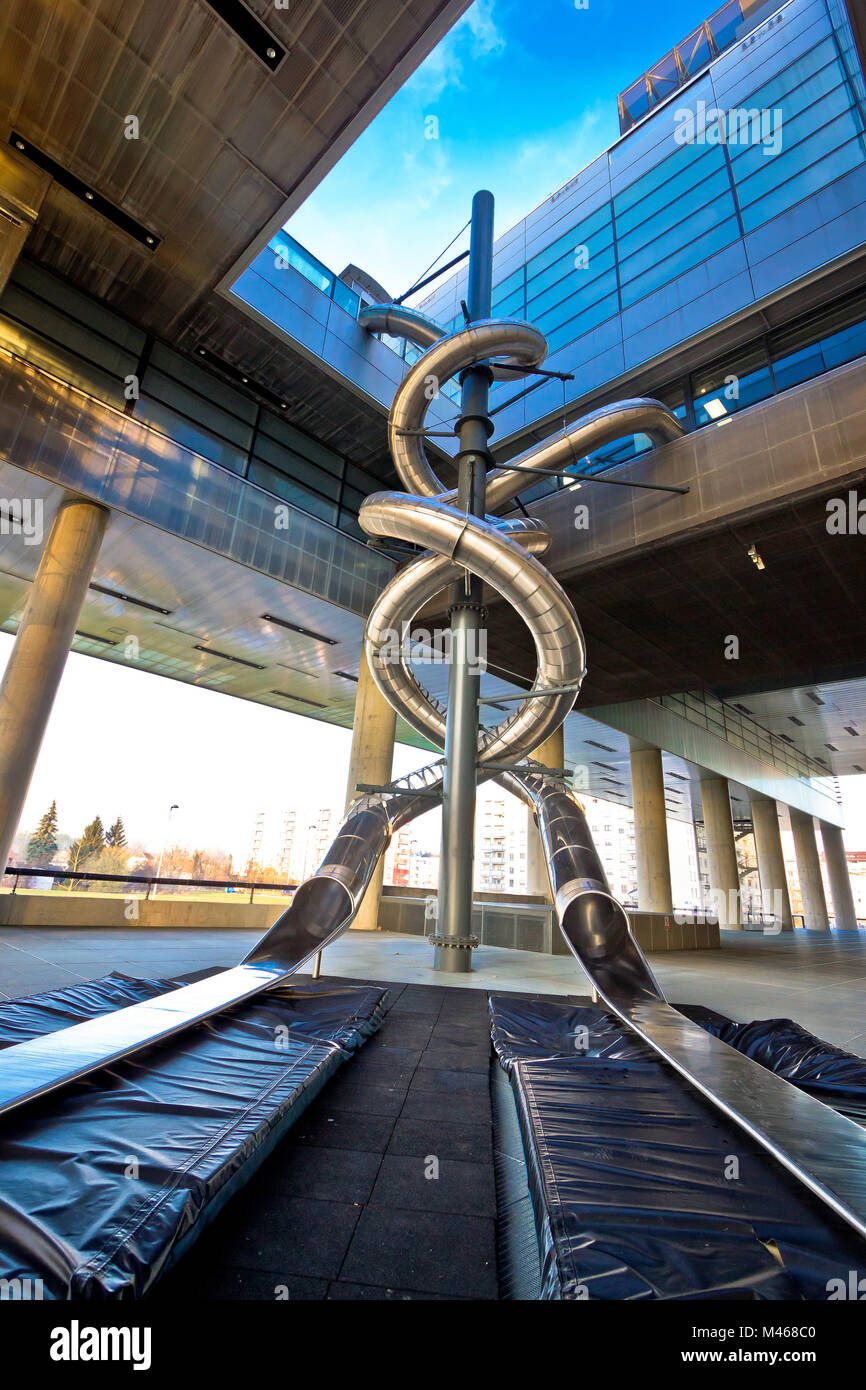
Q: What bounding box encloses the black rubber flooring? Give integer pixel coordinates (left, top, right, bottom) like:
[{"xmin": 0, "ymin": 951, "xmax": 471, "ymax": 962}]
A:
[{"xmin": 154, "ymin": 977, "xmax": 515, "ymax": 1300}]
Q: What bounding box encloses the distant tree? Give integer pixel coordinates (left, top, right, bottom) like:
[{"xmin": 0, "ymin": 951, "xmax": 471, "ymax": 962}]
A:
[
  {"xmin": 63, "ymin": 817, "xmax": 106, "ymax": 890},
  {"xmin": 105, "ymin": 816, "xmax": 127, "ymax": 849},
  {"xmin": 79, "ymin": 816, "xmax": 106, "ymax": 862},
  {"xmin": 63, "ymin": 837, "xmax": 88, "ymax": 888},
  {"xmin": 27, "ymin": 800, "xmax": 59, "ymax": 866}
]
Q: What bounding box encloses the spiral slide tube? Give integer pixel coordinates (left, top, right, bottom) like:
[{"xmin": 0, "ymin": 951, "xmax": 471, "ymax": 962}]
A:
[{"xmin": 3, "ymin": 304, "xmax": 866, "ymax": 1255}]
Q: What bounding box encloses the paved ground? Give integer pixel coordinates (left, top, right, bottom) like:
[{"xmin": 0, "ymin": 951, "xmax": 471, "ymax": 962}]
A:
[
  {"xmin": 153, "ymin": 976, "xmax": 514, "ymax": 1300},
  {"xmin": 2, "ymin": 924, "xmax": 865, "ymax": 1052},
  {"xmin": 2, "ymin": 925, "xmax": 865, "ymax": 1298}
]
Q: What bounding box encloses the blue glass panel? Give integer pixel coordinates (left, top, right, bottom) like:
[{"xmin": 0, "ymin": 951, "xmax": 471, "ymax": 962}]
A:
[
  {"xmin": 531, "ymin": 267, "xmax": 619, "ymax": 330},
  {"xmin": 493, "ymin": 287, "xmax": 526, "ymax": 319},
  {"xmin": 708, "ymin": 0, "xmax": 744, "ymax": 54},
  {"xmin": 332, "ymin": 277, "xmax": 360, "ymax": 317},
  {"xmin": 694, "ymin": 366, "xmax": 773, "ymax": 425},
  {"xmin": 614, "ymin": 138, "xmax": 712, "ymax": 218},
  {"xmin": 731, "ymin": 36, "xmax": 839, "ymax": 120},
  {"xmin": 822, "ymin": 317, "xmax": 866, "ymax": 367},
  {"xmin": 729, "ymin": 81, "xmax": 852, "ymax": 183},
  {"xmin": 619, "ymin": 216, "xmax": 740, "ymax": 308},
  {"xmin": 739, "ymin": 134, "xmax": 863, "ymax": 232},
  {"xmin": 619, "ymin": 194, "xmax": 736, "ymax": 288},
  {"xmin": 616, "ymin": 166, "xmax": 732, "ymax": 256},
  {"xmin": 527, "ymin": 244, "xmax": 617, "ymax": 313},
  {"xmin": 492, "ymin": 265, "xmax": 525, "ymax": 300},
  {"xmin": 772, "ymin": 343, "xmax": 826, "ymax": 390},
  {"xmin": 526, "ymin": 205, "xmax": 614, "ymax": 281},
  {"xmin": 270, "ymin": 236, "xmax": 332, "ymax": 296},
  {"xmin": 614, "ymin": 145, "xmax": 725, "ymax": 238},
  {"xmin": 544, "ymin": 292, "xmax": 620, "ymax": 352}
]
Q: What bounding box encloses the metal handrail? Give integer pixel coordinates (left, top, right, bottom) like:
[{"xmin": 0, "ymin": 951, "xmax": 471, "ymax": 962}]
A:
[{"xmin": 2, "ymin": 865, "xmax": 298, "ymax": 904}]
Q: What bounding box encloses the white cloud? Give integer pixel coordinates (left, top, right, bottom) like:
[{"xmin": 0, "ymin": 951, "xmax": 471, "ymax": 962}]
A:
[
  {"xmin": 405, "ymin": 0, "xmax": 506, "ymax": 104},
  {"xmin": 466, "ymin": 0, "xmax": 506, "ymax": 58}
]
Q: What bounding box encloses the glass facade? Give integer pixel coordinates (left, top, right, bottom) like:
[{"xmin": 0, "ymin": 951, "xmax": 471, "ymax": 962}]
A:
[
  {"xmin": 267, "ymin": 232, "xmax": 461, "ymax": 405},
  {"xmin": 435, "ymin": 21, "xmax": 866, "ymax": 371},
  {"xmin": 502, "ymin": 283, "xmax": 866, "ymax": 508},
  {"xmin": 414, "ymin": 0, "xmax": 866, "ymax": 503},
  {"xmin": 0, "ymin": 260, "xmax": 386, "ymax": 543}
]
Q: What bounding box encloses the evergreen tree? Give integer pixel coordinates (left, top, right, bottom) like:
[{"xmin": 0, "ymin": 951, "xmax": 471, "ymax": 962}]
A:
[
  {"xmin": 78, "ymin": 816, "xmax": 106, "ymax": 863},
  {"xmin": 26, "ymin": 800, "xmax": 59, "ymax": 866},
  {"xmin": 105, "ymin": 816, "xmax": 127, "ymax": 849}
]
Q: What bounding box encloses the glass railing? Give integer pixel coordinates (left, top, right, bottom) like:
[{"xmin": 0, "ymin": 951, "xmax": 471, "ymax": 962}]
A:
[
  {"xmin": 269, "ymin": 232, "xmax": 361, "ymax": 317},
  {"xmin": 657, "ymin": 690, "xmax": 842, "ymax": 805},
  {"xmin": 265, "ymin": 232, "xmax": 461, "ymax": 404},
  {"xmin": 0, "ymin": 346, "xmax": 394, "ymax": 617}
]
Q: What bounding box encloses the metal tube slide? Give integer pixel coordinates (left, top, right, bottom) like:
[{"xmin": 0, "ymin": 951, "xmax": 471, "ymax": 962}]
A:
[
  {"xmin": 7, "ymin": 283, "xmax": 865, "ymax": 1260},
  {"xmin": 507, "ymin": 765, "xmax": 866, "ymax": 1244}
]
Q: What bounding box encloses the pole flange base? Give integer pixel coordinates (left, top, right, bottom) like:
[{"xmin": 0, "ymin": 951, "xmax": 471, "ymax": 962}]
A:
[
  {"xmin": 426, "ymin": 934, "xmax": 479, "ymax": 950},
  {"xmin": 446, "ymin": 599, "xmax": 488, "ymax": 621}
]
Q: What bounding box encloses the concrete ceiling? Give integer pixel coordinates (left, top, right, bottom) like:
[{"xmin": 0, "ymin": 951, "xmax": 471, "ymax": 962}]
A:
[
  {"xmin": 481, "ymin": 478, "xmax": 866, "ymax": 722},
  {"xmin": 0, "ymin": 0, "xmax": 469, "ymax": 468}
]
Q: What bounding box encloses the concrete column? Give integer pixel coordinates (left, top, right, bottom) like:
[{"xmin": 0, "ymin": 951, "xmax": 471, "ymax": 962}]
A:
[
  {"xmin": 0, "ymin": 495, "xmax": 108, "ymax": 873},
  {"xmin": 525, "ymin": 726, "xmax": 565, "ymax": 900},
  {"xmin": 344, "ymin": 650, "xmax": 396, "ymax": 930},
  {"xmin": 749, "ymin": 792, "xmax": 794, "ymax": 932},
  {"xmin": 629, "ymin": 740, "xmax": 673, "ymax": 914},
  {"xmin": 790, "ymin": 808, "xmax": 829, "ymax": 931},
  {"xmin": 700, "ymin": 774, "xmax": 742, "ymax": 928},
  {"xmin": 820, "ymin": 820, "xmax": 858, "ymax": 931}
]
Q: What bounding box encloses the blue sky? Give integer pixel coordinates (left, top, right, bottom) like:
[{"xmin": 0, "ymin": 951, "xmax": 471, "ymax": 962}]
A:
[{"xmin": 287, "ymin": 0, "xmax": 721, "ymax": 295}]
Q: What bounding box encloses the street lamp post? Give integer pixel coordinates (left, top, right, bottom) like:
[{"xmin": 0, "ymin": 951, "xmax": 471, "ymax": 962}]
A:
[{"xmin": 153, "ymin": 803, "xmax": 179, "ymax": 898}]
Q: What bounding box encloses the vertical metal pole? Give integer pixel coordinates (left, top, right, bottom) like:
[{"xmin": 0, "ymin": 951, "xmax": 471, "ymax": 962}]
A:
[{"xmin": 434, "ymin": 189, "xmax": 494, "ymax": 973}]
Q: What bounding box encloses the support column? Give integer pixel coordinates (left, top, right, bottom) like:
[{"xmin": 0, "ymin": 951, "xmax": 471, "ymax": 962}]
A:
[
  {"xmin": 700, "ymin": 774, "xmax": 742, "ymax": 928},
  {"xmin": 344, "ymin": 650, "xmax": 396, "ymax": 931},
  {"xmin": 0, "ymin": 495, "xmax": 108, "ymax": 873},
  {"xmin": 790, "ymin": 808, "xmax": 829, "ymax": 932},
  {"xmin": 820, "ymin": 820, "xmax": 857, "ymax": 931},
  {"xmin": 629, "ymin": 740, "xmax": 673, "ymax": 914},
  {"xmin": 436, "ymin": 189, "xmax": 495, "ymax": 974},
  {"xmin": 749, "ymin": 792, "xmax": 794, "ymax": 932},
  {"xmin": 525, "ymin": 727, "xmax": 565, "ymax": 900}
]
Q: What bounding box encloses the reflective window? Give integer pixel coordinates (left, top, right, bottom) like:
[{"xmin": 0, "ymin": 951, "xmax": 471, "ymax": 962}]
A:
[
  {"xmin": 823, "ymin": 316, "xmax": 866, "ymax": 368},
  {"xmin": 692, "ymin": 345, "xmax": 774, "ymax": 425},
  {"xmin": 677, "ymin": 26, "xmax": 711, "ymax": 78},
  {"xmin": 619, "ymin": 189, "xmax": 735, "ymax": 287},
  {"xmin": 738, "ymin": 130, "xmax": 863, "ymax": 234},
  {"xmin": 528, "ymin": 250, "xmax": 617, "ymax": 322},
  {"xmin": 526, "ymin": 204, "xmax": 613, "ymax": 283},
  {"xmin": 614, "ymin": 147, "xmax": 725, "ymax": 239},
  {"xmin": 134, "ymin": 397, "xmax": 249, "ymax": 475},
  {"xmin": 728, "ymin": 40, "xmax": 866, "ymax": 233},
  {"xmin": 247, "ymin": 461, "xmax": 338, "ymax": 525},
  {"xmin": 769, "ymin": 289, "xmax": 866, "ymax": 386},
  {"xmin": 545, "ymin": 291, "xmax": 619, "ymax": 352},
  {"xmin": 620, "ymin": 215, "xmax": 740, "ymax": 309}
]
